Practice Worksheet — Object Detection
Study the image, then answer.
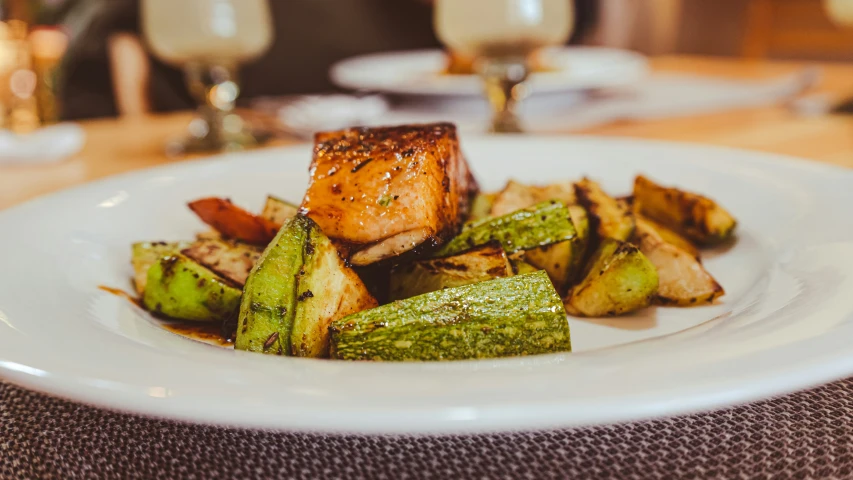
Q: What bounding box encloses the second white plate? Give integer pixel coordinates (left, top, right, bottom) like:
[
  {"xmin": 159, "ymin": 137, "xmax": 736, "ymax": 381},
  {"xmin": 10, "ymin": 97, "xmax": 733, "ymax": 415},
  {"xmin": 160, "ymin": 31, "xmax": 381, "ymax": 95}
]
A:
[{"xmin": 330, "ymin": 47, "xmax": 649, "ymax": 96}]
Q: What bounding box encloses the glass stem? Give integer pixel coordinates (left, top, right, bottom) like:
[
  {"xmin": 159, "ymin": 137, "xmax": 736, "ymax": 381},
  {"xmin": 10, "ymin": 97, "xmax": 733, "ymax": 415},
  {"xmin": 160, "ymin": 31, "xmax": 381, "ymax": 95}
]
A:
[
  {"xmin": 478, "ymin": 58, "xmax": 530, "ymax": 133},
  {"xmin": 183, "ymin": 62, "xmax": 240, "ymax": 150}
]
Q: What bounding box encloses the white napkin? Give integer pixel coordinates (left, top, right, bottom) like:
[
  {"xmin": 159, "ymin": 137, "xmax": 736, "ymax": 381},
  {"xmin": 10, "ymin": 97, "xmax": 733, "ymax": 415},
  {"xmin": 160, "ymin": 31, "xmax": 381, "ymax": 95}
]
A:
[
  {"xmin": 0, "ymin": 123, "xmax": 85, "ymax": 164},
  {"xmin": 265, "ymin": 68, "xmax": 819, "ymax": 136}
]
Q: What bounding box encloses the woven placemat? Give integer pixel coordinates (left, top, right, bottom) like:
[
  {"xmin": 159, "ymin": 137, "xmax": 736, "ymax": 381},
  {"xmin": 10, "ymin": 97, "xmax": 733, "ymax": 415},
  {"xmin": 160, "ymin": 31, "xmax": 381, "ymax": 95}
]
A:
[{"xmin": 2, "ymin": 379, "xmax": 852, "ymax": 479}]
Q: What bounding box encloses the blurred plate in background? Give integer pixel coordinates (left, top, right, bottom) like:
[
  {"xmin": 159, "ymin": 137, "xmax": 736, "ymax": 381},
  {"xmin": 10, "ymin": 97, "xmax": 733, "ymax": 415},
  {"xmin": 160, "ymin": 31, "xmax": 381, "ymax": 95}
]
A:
[{"xmin": 330, "ymin": 47, "xmax": 649, "ymax": 96}]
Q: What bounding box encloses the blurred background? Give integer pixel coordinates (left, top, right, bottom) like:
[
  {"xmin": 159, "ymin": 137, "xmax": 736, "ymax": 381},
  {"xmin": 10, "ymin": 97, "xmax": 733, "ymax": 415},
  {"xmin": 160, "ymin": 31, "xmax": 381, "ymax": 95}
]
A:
[
  {"xmin": 1, "ymin": 0, "xmax": 853, "ymax": 163},
  {"xmin": 2, "ymin": 0, "xmax": 852, "ymax": 122},
  {"xmin": 3, "ymin": 0, "xmax": 853, "ymax": 208}
]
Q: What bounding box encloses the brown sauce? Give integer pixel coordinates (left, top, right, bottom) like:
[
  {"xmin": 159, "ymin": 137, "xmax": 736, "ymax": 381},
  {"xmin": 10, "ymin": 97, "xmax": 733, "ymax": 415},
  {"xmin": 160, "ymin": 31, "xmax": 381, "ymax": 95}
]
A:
[
  {"xmin": 97, "ymin": 285, "xmax": 142, "ymax": 307},
  {"xmin": 162, "ymin": 321, "xmax": 233, "ymax": 347},
  {"xmin": 98, "ymin": 285, "xmax": 231, "ymax": 347}
]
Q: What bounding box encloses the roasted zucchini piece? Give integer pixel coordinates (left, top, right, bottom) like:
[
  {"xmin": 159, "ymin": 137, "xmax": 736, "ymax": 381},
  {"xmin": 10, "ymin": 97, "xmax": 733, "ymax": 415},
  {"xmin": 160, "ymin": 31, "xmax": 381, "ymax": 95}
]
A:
[
  {"xmin": 468, "ymin": 192, "xmax": 497, "ymax": 222},
  {"xmin": 524, "ymin": 205, "xmax": 590, "ymax": 292},
  {"xmin": 260, "ymin": 195, "xmax": 298, "ymax": 225},
  {"xmin": 575, "ymin": 178, "xmax": 635, "ymax": 243},
  {"xmin": 633, "ymin": 175, "xmax": 736, "ymax": 245},
  {"xmin": 634, "ymin": 218, "xmax": 723, "ymax": 306},
  {"xmin": 479, "ymin": 181, "xmax": 587, "ymax": 291},
  {"xmin": 389, "ymin": 242, "xmax": 513, "ymax": 301},
  {"xmin": 565, "ymin": 239, "xmax": 658, "ymax": 317},
  {"xmin": 131, "ymin": 241, "xmax": 192, "ymax": 294},
  {"xmin": 435, "ymin": 201, "xmax": 576, "ymax": 257},
  {"xmin": 489, "ymin": 180, "xmax": 576, "ymax": 217},
  {"xmin": 181, "ymin": 239, "xmax": 262, "ymax": 287},
  {"xmin": 235, "ymin": 217, "xmax": 307, "ymax": 354},
  {"xmin": 236, "ymin": 215, "xmax": 376, "ymax": 357},
  {"xmin": 142, "ymin": 254, "xmax": 242, "ymax": 322},
  {"xmin": 330, "ymin": 271, "xmax": 571, "ymax": 361}
]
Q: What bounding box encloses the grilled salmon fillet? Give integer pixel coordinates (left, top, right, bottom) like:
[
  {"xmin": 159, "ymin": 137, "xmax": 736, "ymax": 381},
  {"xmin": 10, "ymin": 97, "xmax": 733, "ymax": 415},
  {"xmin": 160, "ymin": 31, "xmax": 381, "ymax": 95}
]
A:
[{"xmin": 299, "ymin": 123, "xmax": 478, "ymax": 266}]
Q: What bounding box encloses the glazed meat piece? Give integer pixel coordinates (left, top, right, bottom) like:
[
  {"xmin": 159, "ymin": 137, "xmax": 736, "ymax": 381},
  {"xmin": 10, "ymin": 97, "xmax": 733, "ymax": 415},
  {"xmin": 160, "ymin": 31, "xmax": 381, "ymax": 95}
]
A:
[{"xmin": 299, "ymin": 123, "xmax": 478, "ymax": 266}]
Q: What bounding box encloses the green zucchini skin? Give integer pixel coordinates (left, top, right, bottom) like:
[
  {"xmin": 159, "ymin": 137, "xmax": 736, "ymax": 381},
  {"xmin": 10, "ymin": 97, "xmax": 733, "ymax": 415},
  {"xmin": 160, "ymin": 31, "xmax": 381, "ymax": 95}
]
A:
[
  {"xmin": 142, "ymin": 254, "xmax": 242, "ymax": 322},
  {"xmin": 434, "ymin": 201, "xmax": 577, "ymax": 258},
  {"xmin": 565, "ymin": 238, "xmax": 659, "ymax": 317},
  {"xmin": 235, "ymin": 216, "xmax": 309, "ymax": 354},
  {"xmin": 388, "ymin": 242, "xmax": 513, "ymax": 301},
  {"xmin": 131, "ymin": 241, "xmax": 192, "ymax": 295},
  {"xmin": 330, "ymin": 271, "xmax": 571, "ymax": 361}
]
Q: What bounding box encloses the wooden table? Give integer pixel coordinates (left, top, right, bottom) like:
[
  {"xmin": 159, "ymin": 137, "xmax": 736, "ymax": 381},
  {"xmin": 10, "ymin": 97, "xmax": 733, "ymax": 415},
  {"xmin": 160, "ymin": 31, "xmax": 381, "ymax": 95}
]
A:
[{"xmin": 2, "ymin": 54, "xmax": 853, "ymax": 210}]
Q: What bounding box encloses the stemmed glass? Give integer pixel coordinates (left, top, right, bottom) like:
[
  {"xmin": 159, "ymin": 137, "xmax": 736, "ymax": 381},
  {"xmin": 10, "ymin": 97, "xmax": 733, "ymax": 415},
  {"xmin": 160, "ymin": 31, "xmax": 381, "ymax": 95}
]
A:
[
  {"xmin": 434, "ymin": 0, "xmax": 574, "ymax": 133},
  {"xmin": 142, "ymin": 0, "xmax": 273, "ymax": 152}
]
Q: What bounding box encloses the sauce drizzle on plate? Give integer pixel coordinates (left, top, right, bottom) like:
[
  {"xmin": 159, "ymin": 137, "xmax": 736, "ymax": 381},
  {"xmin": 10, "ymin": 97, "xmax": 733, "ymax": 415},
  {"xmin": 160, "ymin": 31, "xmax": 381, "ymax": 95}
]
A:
[{"xmin": 98, "ymin": 285, "xmax": 232, "ymax": 346}]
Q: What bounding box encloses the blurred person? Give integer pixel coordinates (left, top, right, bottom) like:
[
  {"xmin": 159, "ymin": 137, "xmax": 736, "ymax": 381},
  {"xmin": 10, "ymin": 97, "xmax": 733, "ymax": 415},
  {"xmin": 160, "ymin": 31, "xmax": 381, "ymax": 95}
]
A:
[{"xmin": 58, "ymin": 0, "xmax": 597, "ymax": 120}]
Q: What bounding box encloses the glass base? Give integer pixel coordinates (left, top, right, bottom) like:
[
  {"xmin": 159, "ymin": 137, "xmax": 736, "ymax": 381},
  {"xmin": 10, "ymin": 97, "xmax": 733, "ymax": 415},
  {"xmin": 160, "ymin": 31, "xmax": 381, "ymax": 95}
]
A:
[
  {"xmin": 478, "ymin": 57, "xmax": 530, "ymax": 134},
  {"xmin": 489, "ymin": 114, "xmax": 525, "ymax": 134},
  {"xmin": 166, "ymin": 110, "xmax": 272, "ymax": 156}
]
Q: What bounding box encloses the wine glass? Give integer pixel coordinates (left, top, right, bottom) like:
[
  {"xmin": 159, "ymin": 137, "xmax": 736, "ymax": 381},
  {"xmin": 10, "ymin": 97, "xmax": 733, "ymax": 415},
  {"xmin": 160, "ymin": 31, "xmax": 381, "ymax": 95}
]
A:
[
  {"xmin": 434, "ymin": 0, "xmax": 574, "ymax": 133},
  {"xmin": 142, "ymin": 0, "xmax": 273, "ymax": 152}
]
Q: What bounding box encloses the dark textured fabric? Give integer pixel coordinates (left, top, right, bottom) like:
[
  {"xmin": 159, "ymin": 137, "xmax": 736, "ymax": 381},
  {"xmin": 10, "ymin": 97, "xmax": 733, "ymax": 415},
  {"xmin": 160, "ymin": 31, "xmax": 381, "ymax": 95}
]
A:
[{"xmin": 2, "ymin": 380, "xmax": 853, "ymax": 479}]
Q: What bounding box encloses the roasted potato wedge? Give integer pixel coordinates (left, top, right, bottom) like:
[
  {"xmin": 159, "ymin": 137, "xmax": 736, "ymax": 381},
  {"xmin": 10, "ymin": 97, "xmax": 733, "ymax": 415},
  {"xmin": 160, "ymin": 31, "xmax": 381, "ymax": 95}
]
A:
[
  {"xmin": 468, "ymin": 192, "xmax": 497, "ymax": 222},
  {"xmin": 181, "ymin": 239, "xmax": 262, "ymax": 287},
  {"xmin": 389, "ymin": 242, "xmax": 513, "ymax": 301},
  {"xmin": 292, "ymin": 218, "xmax": 379, "ymax": 357},
  {"xmin": 188, "ymin": 197, "xmax": 280, "ymax": 246},
  {"xmin": 489, "ymin": 180, "xmax": 576, "ymax": 217},
  {"xmin": 195, "ymin": 229, "xmax": 222, "ymax": 241},
  {"xmin": 565, "ymin": 239, "xmax": 658, "ymax": 317},
  {"xmin": 575, "ymin": 178, "xmax": 635, "ymax": 244},
  {"xmin": 635, "ymin": 212, "xmax": 699, "ymax": 258},
  {"xmin": 633, "ymin": 175, "xmax": 736, "ymax": 246},
  {"xmin": 259, "ymin": 195, "xmax": 298, "ymax": 226},
  {"xmin": 634, "ymin": 218, "xmax": 723, "ymax": 306}
]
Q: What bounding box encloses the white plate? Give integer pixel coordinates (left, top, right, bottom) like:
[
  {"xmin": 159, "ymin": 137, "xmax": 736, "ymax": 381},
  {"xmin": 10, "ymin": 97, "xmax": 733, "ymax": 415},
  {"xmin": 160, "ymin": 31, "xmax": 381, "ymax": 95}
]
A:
[
  {"xmin": 1, "ymin": 137, "xmax": 852, "ymax": 434},
  {"xmin": 330, "ymin": 47, "xmax": 649, "ymax": 96}
]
